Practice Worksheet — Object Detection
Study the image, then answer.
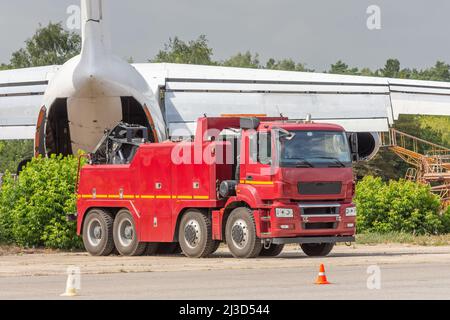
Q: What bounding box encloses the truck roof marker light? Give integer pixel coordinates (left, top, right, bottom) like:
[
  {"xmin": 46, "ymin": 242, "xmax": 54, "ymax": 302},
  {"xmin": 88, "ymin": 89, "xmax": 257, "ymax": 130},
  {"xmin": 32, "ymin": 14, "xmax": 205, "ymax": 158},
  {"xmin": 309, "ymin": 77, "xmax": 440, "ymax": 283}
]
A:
[
  {"xmin": 305, "ymin": 114, "xmax": 313, "ymax": 123},
  {"xmin": 239, "ymin": 117, "xmax": 260, "ymax": 130}
]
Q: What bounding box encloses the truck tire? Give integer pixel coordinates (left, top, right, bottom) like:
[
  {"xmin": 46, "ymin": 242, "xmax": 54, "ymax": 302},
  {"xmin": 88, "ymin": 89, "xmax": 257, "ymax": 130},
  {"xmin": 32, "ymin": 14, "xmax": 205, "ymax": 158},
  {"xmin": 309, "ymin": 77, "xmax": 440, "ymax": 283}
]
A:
[
  {"xmin": 113, "ymin": 209, "xmax": 147, "ymax": 256},
  {"xmin": 143, "ymin": 243, "xmax": 159, "ymax": 256},
  {"xmin": 210, "ymin": 241, "xmax": 221, "ymax": 255},
  {"xmin": 82, "ymin": 209, "xmax": 115, "ymax": 256},
  {"xmin": 300, "ymin": 243, "xmax": 335, "ymax": 257},
  {"xmin": 178, "ymin": 210, "xmax": 215, "ymax": 258},
  {"xmin": 259, "ymin": 244, "xmax": 284, "ymax": 257},
  {"xmin": 225, "ymin": 207, "xmax": 262, "ymax": 258}
]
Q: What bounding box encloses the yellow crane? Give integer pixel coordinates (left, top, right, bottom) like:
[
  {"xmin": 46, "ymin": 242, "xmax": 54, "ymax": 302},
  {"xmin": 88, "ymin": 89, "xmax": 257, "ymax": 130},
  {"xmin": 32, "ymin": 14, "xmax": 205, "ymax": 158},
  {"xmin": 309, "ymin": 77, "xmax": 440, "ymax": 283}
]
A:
[{"xmin": 381, "ymin": 128, "xmax": 450, "ymax": 208}]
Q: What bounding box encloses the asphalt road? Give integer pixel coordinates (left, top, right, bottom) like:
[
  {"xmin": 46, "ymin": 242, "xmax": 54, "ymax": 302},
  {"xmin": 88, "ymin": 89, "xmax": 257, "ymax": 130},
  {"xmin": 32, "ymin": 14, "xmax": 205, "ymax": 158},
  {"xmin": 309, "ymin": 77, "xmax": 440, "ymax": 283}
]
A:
[
  {"xmin": 0, "ymin": 262, "xmax": 449, "ymax": 299},
  {"xmin": 0, "ymin": 245, "xmax": 449, "ymax": 299}
]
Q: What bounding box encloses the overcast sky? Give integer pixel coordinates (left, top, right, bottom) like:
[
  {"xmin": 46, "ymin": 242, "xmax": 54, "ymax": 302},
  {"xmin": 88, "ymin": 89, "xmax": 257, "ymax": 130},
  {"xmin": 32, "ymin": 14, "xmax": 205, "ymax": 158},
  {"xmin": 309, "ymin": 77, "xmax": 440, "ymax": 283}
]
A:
[{"xmin": 1, "ymin": 0, "xmax": 449, "ymax": 71}]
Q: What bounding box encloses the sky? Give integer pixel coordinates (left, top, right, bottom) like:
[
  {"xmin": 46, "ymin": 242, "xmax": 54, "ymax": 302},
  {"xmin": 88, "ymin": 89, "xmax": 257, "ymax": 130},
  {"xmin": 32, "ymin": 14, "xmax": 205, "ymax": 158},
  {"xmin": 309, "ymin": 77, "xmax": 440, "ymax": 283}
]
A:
[{"xmin": 0, "ymin": 0, "xmax": 449, "ymax": 71}]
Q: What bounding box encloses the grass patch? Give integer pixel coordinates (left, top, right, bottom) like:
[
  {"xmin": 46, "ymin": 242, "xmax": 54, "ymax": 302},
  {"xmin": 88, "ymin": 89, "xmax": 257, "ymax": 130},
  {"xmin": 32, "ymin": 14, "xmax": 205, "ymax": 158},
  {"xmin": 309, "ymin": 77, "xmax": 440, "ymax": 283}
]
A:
[
  {"xmin": 356, "ymin": 232, "xmax": 450, "ymax": 246},
  {"xmin": 0, "ymin": 244, "xmax": 82, "ymax": 256}
]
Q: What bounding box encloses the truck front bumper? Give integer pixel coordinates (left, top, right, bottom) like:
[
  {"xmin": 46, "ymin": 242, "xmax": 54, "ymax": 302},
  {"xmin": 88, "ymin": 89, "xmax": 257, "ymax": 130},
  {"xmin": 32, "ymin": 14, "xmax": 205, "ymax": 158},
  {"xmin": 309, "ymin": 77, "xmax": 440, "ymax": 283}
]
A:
[{"xmin": 271, "ymin": 236, "xmax": 355, "ymax": 245}]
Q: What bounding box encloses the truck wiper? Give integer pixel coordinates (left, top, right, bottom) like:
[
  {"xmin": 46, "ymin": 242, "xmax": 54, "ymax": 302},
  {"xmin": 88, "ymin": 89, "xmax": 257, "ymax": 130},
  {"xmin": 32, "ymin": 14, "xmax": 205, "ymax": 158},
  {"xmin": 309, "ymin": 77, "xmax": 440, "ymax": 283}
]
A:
[
  {"xmin": 280, "ymin": 158, "xmax": 314, "ymax": 167},
  {"xmin": 294, "ymin": 159, "xmax": 314, "ymax": 168},
  {"xmin": 315, "ymin": 157, "xmax": 346, "ymax": 167}
]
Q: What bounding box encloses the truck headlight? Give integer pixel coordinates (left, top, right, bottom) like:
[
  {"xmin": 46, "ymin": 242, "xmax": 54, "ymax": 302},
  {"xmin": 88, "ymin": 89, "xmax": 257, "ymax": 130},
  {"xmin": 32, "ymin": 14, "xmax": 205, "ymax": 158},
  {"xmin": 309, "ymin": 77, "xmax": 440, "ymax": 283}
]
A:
[
  {"xmin": 345, "ymin": 207, "xmax": 357, "ymax": 217},
  {"xmin": 275, "ymin": 208, "xmax": 294, "ymax": 218}
]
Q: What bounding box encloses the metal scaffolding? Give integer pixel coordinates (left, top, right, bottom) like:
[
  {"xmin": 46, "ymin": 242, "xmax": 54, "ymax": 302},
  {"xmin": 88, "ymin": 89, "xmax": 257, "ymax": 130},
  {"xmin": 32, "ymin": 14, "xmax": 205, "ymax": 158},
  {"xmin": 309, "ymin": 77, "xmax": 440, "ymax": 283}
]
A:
[{"xmin": 381, "ymin": 128, "xmax": 450, "ymax": 208}]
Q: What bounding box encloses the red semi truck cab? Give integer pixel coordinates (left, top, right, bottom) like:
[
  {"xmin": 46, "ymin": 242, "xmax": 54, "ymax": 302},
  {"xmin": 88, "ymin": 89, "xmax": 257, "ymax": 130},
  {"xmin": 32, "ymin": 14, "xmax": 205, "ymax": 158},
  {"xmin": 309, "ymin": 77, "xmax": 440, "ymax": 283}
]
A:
[{"xmin": 76, "ymin": 116, "xmax": 357, "ymax": 258}]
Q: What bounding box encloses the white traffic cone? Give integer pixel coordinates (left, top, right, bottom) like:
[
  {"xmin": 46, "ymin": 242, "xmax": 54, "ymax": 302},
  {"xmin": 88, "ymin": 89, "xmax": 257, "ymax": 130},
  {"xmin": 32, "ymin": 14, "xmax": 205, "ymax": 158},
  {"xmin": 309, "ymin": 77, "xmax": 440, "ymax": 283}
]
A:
[{"xmin": 61, "ymin": 266, "xmax": 80, "ymax": 297}]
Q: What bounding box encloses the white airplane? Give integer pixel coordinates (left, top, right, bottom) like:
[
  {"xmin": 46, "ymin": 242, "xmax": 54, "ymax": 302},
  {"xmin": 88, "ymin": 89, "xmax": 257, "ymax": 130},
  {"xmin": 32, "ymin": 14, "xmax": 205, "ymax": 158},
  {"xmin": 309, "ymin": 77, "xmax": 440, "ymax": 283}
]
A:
[{"xmin": 1, "ymin": 0, "xmax": 449, "ymax": 162}]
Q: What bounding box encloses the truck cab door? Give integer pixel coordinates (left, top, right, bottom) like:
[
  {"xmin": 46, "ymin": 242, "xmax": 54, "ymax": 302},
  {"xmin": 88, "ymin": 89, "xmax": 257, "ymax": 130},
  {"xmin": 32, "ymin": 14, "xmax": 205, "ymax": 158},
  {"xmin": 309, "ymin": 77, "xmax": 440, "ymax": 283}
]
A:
[{"xmin": 241, "ymin": 130, "xmax": 274, "ymax": 184}]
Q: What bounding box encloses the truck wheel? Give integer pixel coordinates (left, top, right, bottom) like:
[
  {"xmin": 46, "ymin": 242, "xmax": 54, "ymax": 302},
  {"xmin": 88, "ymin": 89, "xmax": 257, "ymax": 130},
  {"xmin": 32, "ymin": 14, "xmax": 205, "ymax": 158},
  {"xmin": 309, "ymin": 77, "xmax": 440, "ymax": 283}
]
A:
[
  {"xmin": 143, "ymin": 243, "xmax": 159, "ymax": 256},
  {"xmin": 300, "ymin": 243, "xmax": 334, "ymax": 257},
  {"xmin": 82, "ymin": 209, "xmax": 115, "ymax": 256},
  {"xmin": 259, "ymin": 244, "xmax": 284, "ymax": 257},
  {"xmin": 178, "ymin": 210, "xmax": 215, "ymax": 258},
  {"xmin": 225, "ymin": 207, "xmax": 262, "ymax": 258},
  {"xmin": 113, "ymin": 209, "xmax": 147, "ymax": 256}
]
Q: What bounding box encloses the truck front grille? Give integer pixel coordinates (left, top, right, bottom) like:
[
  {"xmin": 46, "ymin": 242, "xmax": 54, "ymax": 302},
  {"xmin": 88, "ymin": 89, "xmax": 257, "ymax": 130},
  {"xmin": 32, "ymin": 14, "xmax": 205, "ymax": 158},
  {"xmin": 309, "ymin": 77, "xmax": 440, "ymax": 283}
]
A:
[
  {"xmin": 302, "ymin": 206, "xmax": 339, "ymax": 216},
  {"xmin": 298, "ymin": 182, "xmax": 342, "ymax": 195},
  {"xmin": 299, "ymin": 203, "xmax": 341, "ymax": 216},
  {"xmin": 303, "ymin": 222, "xmax": 337, "ymax": 230}
]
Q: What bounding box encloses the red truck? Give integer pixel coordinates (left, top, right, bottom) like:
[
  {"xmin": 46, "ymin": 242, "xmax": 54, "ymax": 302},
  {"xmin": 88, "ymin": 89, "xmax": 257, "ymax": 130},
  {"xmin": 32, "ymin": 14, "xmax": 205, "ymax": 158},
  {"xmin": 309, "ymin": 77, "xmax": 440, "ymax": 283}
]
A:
[{"xmin": 76, "ymin": 116, "xmax": 358, "ymax": 258}]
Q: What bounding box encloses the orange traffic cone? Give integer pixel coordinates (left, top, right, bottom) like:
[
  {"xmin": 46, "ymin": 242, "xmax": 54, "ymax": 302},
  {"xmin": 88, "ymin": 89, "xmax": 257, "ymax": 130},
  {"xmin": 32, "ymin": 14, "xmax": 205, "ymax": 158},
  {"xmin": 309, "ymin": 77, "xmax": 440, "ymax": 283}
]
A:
[{"xmin": 315, "ymin": 264, "xmax": 331, "ymax": 285}]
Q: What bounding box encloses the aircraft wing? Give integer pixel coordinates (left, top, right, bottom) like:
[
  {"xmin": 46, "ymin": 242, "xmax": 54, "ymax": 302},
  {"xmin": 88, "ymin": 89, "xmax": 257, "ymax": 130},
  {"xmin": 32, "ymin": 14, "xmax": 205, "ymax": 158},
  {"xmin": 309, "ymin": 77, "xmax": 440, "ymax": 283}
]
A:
[
  {"xmin": 134, "ymin": 63, "xmax": 450, "ymax": 135},
  {"xmin": 1, "ymin": 63, "xmax": 450, "ymax": 141},
  {"xmin": 388, "ymin": 78, "xmax": 450, "ymax": 119},
  {"xmin": 0, "ymin": 66, "xmax": 59, "ymax": 140}
]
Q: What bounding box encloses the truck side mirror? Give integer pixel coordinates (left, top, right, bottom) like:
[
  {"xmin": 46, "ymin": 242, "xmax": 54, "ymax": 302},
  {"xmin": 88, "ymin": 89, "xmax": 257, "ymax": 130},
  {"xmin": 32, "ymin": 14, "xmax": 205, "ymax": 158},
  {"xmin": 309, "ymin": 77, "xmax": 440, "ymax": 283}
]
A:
[{"xmin": 348, "ymin": 132, "xmax": 359, "ymax": 162}]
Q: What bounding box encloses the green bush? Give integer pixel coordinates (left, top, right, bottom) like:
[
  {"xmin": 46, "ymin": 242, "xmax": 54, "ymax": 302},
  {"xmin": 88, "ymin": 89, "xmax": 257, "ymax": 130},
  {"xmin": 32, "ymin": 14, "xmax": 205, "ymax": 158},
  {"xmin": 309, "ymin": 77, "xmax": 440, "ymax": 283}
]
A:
[
  {"xmin": 355, "ymin": 176, "xmax": 449, "ymax": 235},
  {"xmin": 0, "ymin": 155, "xmax": 83, "ymax": 249},
  {"xmin": 0, "ymin": 173, "xmax": 17, "ymax": 243}
]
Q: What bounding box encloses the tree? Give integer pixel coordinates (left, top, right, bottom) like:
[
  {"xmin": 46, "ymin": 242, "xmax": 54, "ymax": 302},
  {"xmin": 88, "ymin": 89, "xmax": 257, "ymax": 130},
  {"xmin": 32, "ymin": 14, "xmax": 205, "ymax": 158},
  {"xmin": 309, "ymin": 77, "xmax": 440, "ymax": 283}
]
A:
[
  {"xmin": 0, "ymin": 140, "xmax": 34, "ymax": 174},
  {"xmin": 419, "ymin": 61, "xmax": 450, "ymax": 82},
  {"xmin": 150, "ymin": 35, "xmax": 215, "ymax": 65},
  {"xmin": 265, "ymin": 58, "xmax": 313, "ymax": 72},
  {"xmin": 380, "ymin": 59, "xmax": 401, "ymax": 78},
  {"xmin": 329, "ymin": 60, "xmax": 359, "ymax": 75},
  {"xmin": 222, "ymin": 51, "xmax": 260, "ymax": 68},
  {"xmin": 0, "ymin": 22, "xmax": 81, "ymax": 174},
  {"xmin": 9, "ymin": 22, "xmax": 81, "ymax": 68}
]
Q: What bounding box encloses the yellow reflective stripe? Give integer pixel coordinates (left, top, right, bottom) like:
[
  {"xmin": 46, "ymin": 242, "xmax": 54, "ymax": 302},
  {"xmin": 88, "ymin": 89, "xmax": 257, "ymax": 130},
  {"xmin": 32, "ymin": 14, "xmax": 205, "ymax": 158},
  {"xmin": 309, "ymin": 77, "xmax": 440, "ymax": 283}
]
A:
[
  {"xmin": 155, "ymin": 195, "xmax": 171, "ymax": 199},
  {"xmin": 79, "ymin": 194, "xmax": 210, "ymax": 200},
  {"xmin": 193, "ymin": 195, "xmax": 209, "ymax": 200},
  {"xmin": 177, "ymin": 195, "xmax": 193, "ymax": 199},
  {"xmin": 242, "ymin": 180, "xmax": 274, "ymax": 185}
]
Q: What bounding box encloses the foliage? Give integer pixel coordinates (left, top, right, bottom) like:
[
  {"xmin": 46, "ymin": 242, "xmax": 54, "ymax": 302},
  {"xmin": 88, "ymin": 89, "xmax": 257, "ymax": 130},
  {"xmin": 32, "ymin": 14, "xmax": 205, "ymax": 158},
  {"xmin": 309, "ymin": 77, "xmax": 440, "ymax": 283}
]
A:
[
  {"xmin": 0, "ymin": 155, "xmax": 83, "ymax": 249},
  {"xmin": 9, "ymin": 22, "xmax": 81, "ymax": 68},
  {"xmin": 329, "ymin": 60, "xmax": 360, "ymax": 75},
  {"xmin": 0, "ymin": 22, "xmax": 81, "ymax": 175},
  {"xmin": 150, "ymin": 35, "xmax": 215, "ymax": 65},
  {"xmin": 0, "ymin": 140, "xmax": 34, "ymax": 174},
  {"xmin": 222, "ymin": 51, "xmax": 260, "ymax": 69},
  {"xmin": 265, "ymin": 58, "xmax": 313, "ymax": 72},
  {"xmin": 355, "ymin": 176, "xmax": 449, "ymax": 235},
  {"xmin": 356, "ymin": 232, "xmax": 450, "ymax": 246}
]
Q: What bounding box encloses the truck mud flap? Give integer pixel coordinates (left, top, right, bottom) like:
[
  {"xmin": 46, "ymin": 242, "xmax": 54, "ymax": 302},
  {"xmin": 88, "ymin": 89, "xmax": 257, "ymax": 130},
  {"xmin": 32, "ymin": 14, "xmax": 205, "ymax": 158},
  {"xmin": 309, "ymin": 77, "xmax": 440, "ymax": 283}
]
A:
[{"xmin": 271, "ymin": 236, "xmax": 355, "ymax": 245}]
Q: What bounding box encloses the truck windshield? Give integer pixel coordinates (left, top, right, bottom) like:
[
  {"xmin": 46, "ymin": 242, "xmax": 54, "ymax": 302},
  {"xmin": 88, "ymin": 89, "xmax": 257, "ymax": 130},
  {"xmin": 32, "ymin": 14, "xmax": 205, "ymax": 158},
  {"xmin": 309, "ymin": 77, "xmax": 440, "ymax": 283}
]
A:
[{"xmin": 277, "ymin": 130, "xmax": 351, "ymax": 168}]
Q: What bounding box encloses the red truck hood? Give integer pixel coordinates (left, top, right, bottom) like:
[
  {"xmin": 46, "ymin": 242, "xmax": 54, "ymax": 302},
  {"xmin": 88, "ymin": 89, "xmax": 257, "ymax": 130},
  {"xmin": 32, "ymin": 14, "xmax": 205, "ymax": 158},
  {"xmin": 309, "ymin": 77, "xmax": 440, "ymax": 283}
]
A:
[{"xmin": 277, "ymin": 167, "xmax": 354, "ymax": 201}]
